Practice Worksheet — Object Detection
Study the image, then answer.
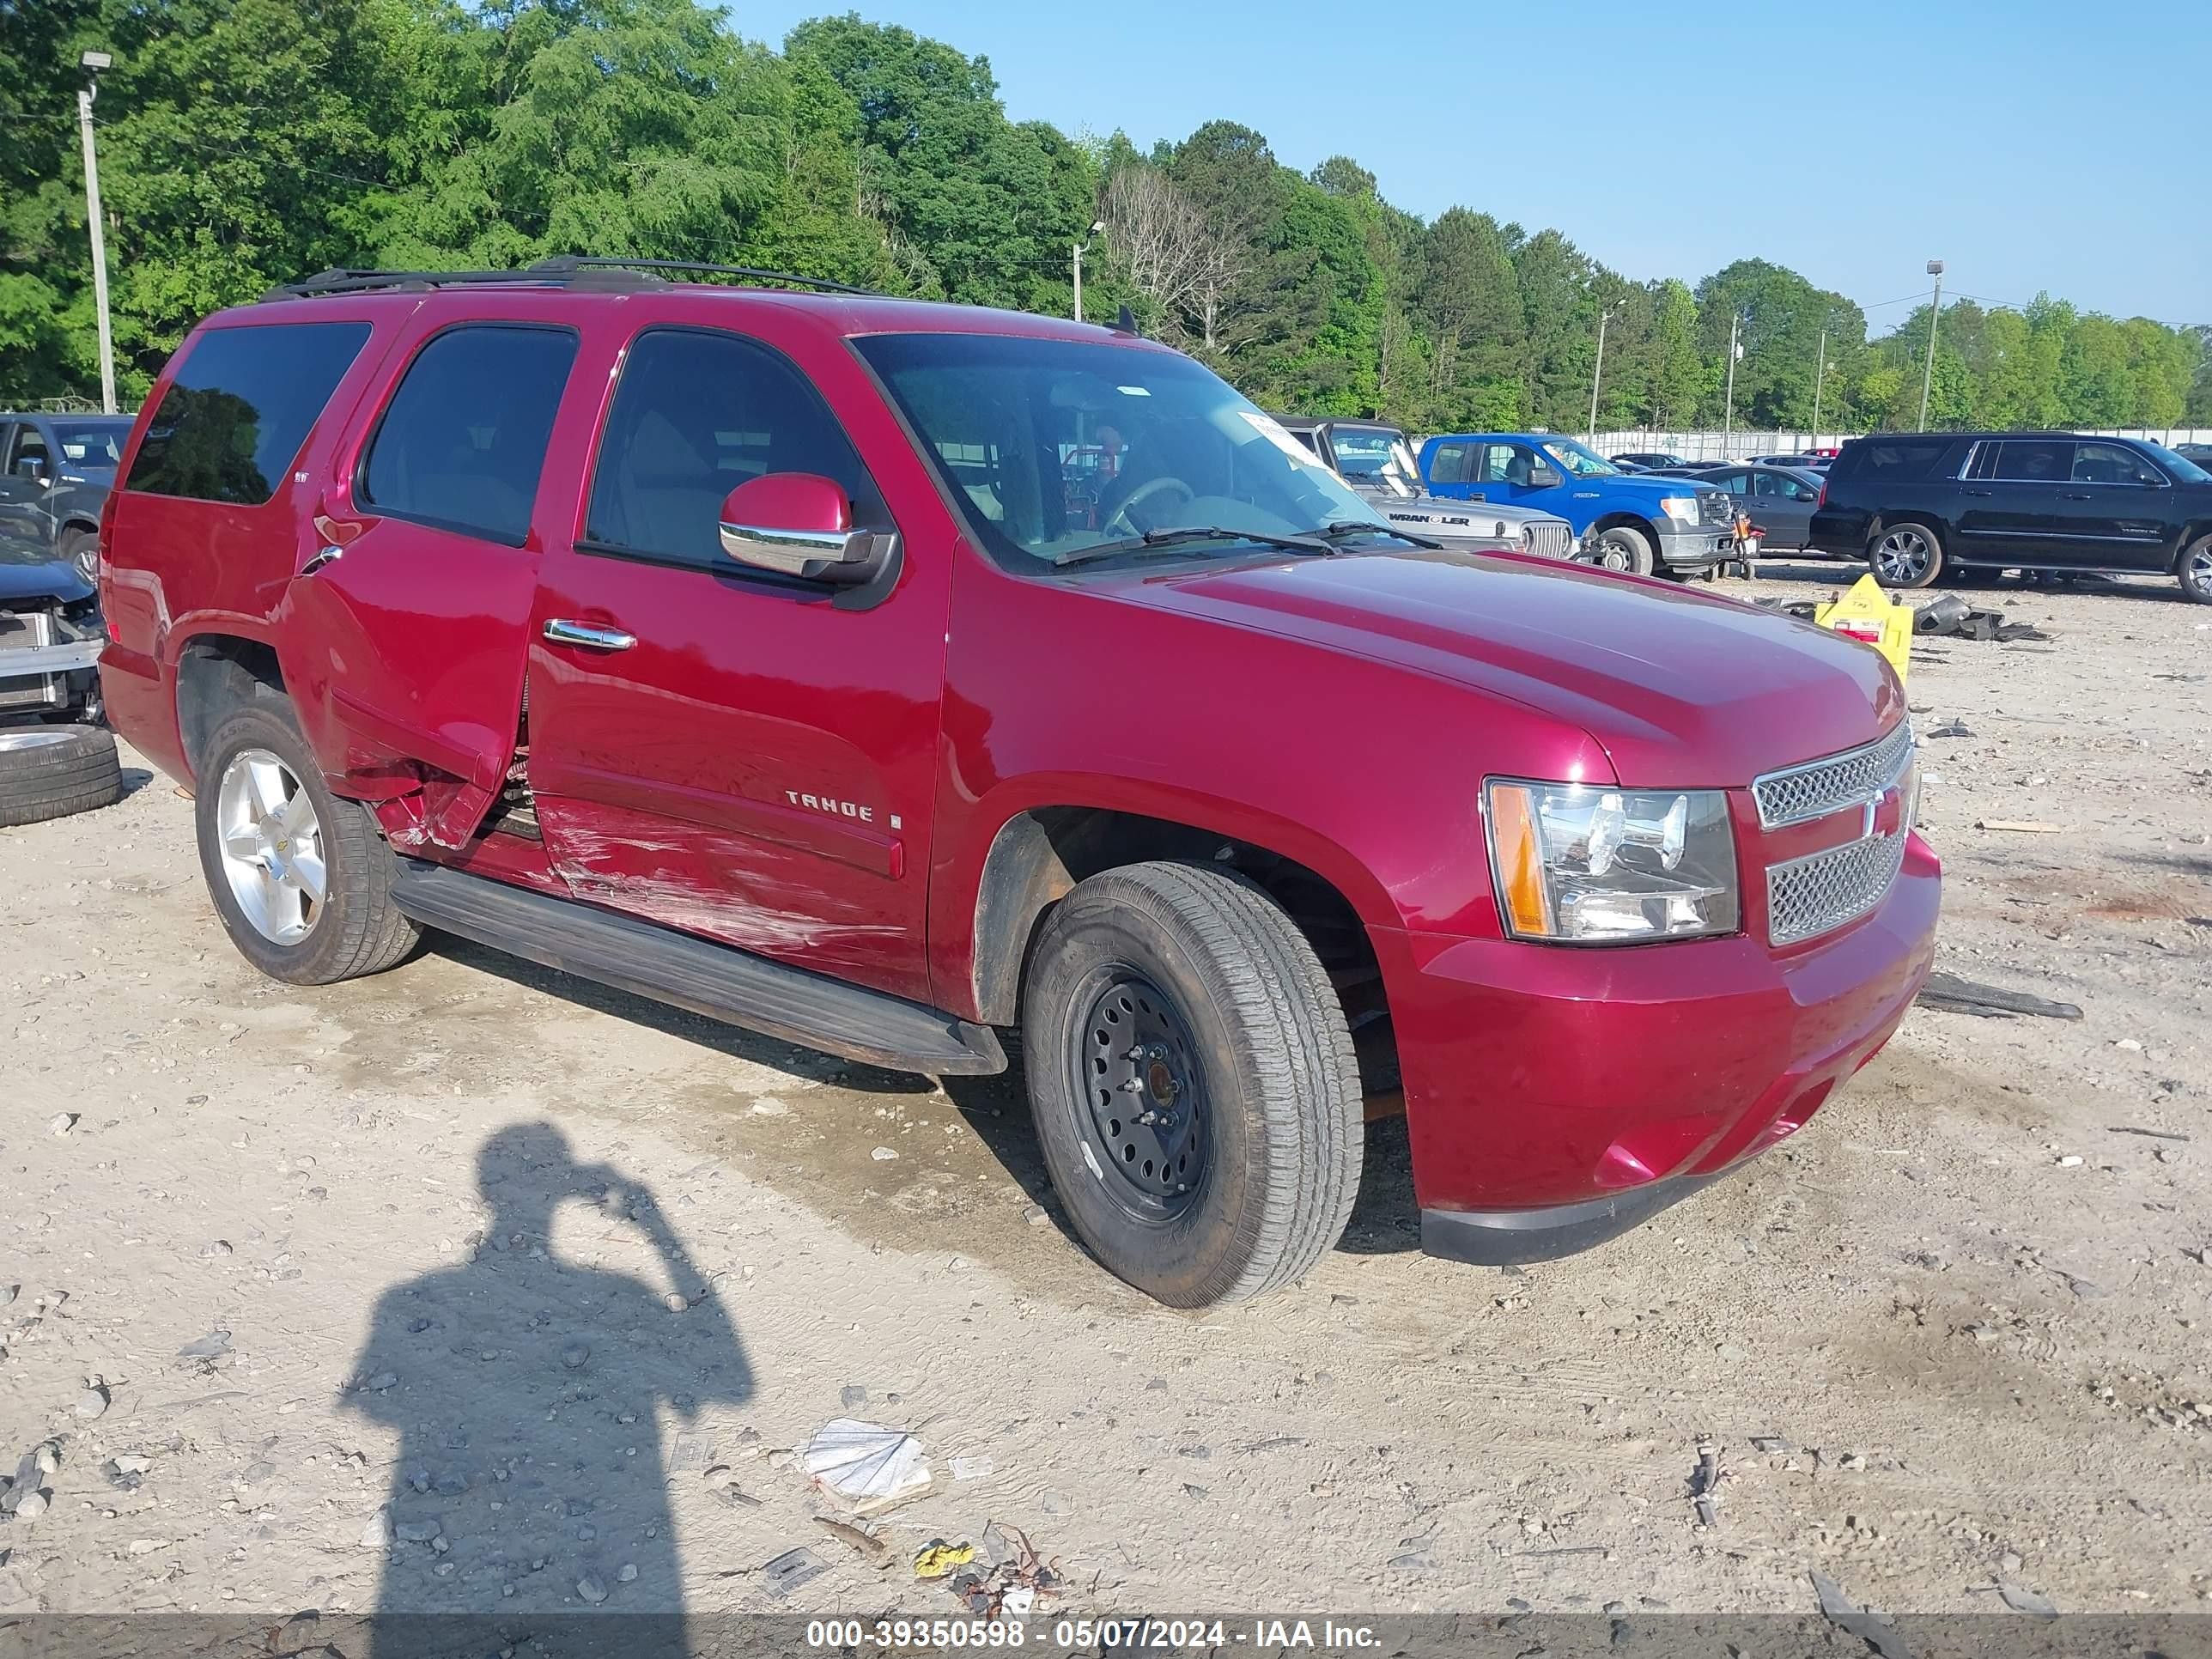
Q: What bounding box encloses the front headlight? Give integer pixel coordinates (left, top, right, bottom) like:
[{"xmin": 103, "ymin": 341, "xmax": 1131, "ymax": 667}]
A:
[
  {"xmin": 1658, "ymin": 495, "xmax": 1699, "ymax": 521},
  {"xmin": 1484, "ymin": 780, "xmax": 1740, "ymax": 943}
]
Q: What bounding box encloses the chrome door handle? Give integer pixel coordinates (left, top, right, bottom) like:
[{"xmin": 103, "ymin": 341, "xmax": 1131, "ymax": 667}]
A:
[
  {"xmin": 301, "ymin": 544, "xmax": 344, "ymax": 575},
  {"xmin": 543, "ymin": 618, "xmax": 636, "ymax": 651}
]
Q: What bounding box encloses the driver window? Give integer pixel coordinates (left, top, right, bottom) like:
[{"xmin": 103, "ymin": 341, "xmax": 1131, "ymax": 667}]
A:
[
  {"xmin": 10, "ymin": 424, "xmax": 49, "ymax": 477},
  {"xmin": 2071, "ymin": 442, "xmax": 2160, "ymax": 486},
  {"xmin": 585, "ymin": 327, "xmax": 885, "ymax": 569},
  {"xmin": 1474, "ymin": 444, "xmax": 1522, "ymax": 485}
]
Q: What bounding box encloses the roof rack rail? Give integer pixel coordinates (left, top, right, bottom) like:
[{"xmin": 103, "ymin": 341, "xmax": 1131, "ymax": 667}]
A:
[
  {"xmin": 537, "ymin": 257, "xmax": 881, "ymax": 296},
  {"xmin": 259, "ymin": 257, "xmax": 881, "ymax": 303}
]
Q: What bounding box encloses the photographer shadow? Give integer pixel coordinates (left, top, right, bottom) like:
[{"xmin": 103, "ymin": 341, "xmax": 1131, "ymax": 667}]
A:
[{"xmin": 343, "ymin": 1121, "xmax": 752, "ymax": 1656}]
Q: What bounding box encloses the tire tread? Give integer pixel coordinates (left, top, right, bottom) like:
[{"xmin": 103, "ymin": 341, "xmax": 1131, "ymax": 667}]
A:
[{"xmin": 0, "ymin": 726, "xmax": 123, "ymax": 826}]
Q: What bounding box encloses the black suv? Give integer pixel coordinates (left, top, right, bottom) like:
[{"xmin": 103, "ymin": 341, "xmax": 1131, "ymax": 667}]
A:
[{"xmin": 1810, "ymin": 431, "xmax": 2212, "ymax": 602}]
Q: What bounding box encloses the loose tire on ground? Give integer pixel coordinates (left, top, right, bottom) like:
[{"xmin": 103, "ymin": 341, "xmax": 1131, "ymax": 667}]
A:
[
  {"xmin": 2176, "ymin": 532, "xmax": 2212, "ymax": 605},
  {"xmin": 193, "ymin": 702, "xmax": 419, "ymax": 985},
  {"xmin": 1869, "ymin": 520, "xmax": 1944, "ymax": 588},
  {"xmin": 1589, "ymin": 522, "xmax": 1656, "ymax": 577},
  {"xmin": 0, "ymin": 725, "xmax": 123, "ymax": 826},
  {"xmin": 1019, "ymin": 860, "xmax": 1363, "ymax": 1307}
]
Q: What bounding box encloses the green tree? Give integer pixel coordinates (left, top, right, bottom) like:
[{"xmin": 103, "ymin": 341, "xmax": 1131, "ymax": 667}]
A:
[
  {"xmin": 1413, "ymin": 207, "xmax": 1522, "ymax": 429},
  {"xmin": 1644, "ymin": 278, "xmax": 1705, "ymax": 428}
]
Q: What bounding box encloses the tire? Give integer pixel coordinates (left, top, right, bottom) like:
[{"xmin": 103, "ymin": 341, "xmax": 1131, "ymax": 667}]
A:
[
  {"xmin": 59, "ymin": 526, "xmax": 99, "ymax": 586},
  {"xmin": 1869, "ymin": 520, "xmax": 1944, "ymax": 588},
  {"xmin": 0, "ymin": 725, "xmax": 123, "ymax": 826},
  {"xmin": 2176, "ymin": 532, "xmax": 2212, "ymax": 605},
  {"xmin": 193, "ymin": 702, "xmax": 418, "ymax": 985},
  {"xmin": 1589, "ymin": 522, "xmax": 1656, "ymax": 577},
  {"xmin": 1020, "ymin": 860, "xmax": 1362, "ymax": 1307}
]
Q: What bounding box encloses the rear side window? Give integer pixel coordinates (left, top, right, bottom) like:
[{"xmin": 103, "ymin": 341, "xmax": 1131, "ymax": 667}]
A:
[
  {"xmin": 583, "ymin": 327, "xmax": 882, "ymax": 569},
  {"xmin": 126, "ymin": 321, "xmax": 371, "ymax": 505},
  {"xmin": 1988, "ymin": 440, "xmax": 2070, "ymax": 483},
  {"xmin": 1835, "ymin": 439, "xmax": 1950, "ymax": 483},
  {"xmin": 360, "ymin": 325, "xmax": 579, "ymax": 545},
  {"xmin": 1428, "ymin": 442, "xmax": 1470, "ymax": 484}
]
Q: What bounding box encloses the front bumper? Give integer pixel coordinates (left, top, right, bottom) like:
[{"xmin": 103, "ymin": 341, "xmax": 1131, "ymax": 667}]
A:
[
  {"xmin": 1379, "ymin": 834, "xmax": 1940, "ymax": 1261},
  {"xmin": 0, "ymin": 637, "xmax": 103, "ymax": 715},
  {"xmin": 1654, "ymin": 522, "xmax": 1738, "ymax": 570}
]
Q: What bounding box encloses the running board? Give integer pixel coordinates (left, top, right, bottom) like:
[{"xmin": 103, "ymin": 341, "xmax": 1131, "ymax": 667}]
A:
[{"xmin": 389, "ymin": 860, "xmax": 1006, "ymax": 1077}]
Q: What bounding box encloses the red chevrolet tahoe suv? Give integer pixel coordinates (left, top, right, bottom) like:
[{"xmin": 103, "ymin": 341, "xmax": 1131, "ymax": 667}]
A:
[{"xmin": 98, "ymin": 259, "xmax": 1940, "ymax": 1307}]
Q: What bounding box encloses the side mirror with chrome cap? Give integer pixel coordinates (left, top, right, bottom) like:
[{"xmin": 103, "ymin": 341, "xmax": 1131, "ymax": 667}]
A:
[{"xmin": 717, "ymin": 473, "xmax": 896, "ymax": 584}]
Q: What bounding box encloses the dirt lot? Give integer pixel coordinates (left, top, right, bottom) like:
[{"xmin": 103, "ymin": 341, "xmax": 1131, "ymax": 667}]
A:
[{"xmin": 4, "ymin": 563, "xmax": 2209, "ymax": 1626}]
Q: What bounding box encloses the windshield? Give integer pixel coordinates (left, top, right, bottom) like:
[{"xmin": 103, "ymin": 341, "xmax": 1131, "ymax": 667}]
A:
[
  {"xmin": 854, "ymin": 334, "xmax": 1386, "ymax": 570},
  {"xmin": 2142, "ymin": 441, "xmax": 2211, "ymax": 485},
  {"xmin": 51, "ymin": 420, "xmax": 132, "ymax": 468},
  {"xmin": 1538, "ymin": 438, "xmax": 1620, "ymax": 477},
  {"xmin": 1324, "ymin": 423, "xmax": 1425, "ymax": 496}
]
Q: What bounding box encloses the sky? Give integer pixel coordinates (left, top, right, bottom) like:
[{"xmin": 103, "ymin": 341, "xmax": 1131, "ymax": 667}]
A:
[{"xmin": 726, "ymin": 0, "xmax": 2210, "ymax": 331}]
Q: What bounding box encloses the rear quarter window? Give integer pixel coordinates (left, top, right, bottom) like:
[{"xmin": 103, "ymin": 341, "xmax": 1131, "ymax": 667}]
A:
[
  {"xmin": 1833, "ymin": 439, "xmax": 1956, "ymax": 483},
  {"xmin": 125, "ymin": 321, "xmax": 372, "ymax": 505}
]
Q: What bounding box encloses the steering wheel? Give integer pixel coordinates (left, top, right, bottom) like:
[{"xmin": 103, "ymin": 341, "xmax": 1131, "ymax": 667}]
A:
[{"xmin": 1102, "ymin": 475, "xmax": 1194, "ymax": 538}]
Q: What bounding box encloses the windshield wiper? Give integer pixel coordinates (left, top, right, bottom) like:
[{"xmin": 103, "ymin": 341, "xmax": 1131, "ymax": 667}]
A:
[
  {"xmin": 1054, "ymin": 525, "xmax": 1338, "ymax": 568},
  {"xmin": 1320, "ymin": 519, "xmax": 1443, "ymax": 550}
]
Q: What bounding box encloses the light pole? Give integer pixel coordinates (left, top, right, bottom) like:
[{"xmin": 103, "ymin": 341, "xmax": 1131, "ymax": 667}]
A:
[
  {"xmin": 1072, "ymin": 219, "xmax": 1103, "ymax": 324},
  {"xmin": 1722, "ymin": 311, "xmax": 1743, "ymax": 448},
  {"xmin": 1917, "ymin": 258, "xmax": 1945, "ymax": 432},
  {"xmin": 1810, "ymin": 328, "xmax": 1829, "ymax": 442},
  {"xmin": 1587, "ymin": 297, "xmax": 1623, "ymax": 444},
  {"xmin": 76, "ymin": 50, "xmax": 118, "ymax": 415}
]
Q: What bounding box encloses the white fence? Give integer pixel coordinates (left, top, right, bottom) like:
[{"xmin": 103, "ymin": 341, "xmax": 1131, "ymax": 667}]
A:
[{"xmin": 1584, "ymin": 428, "xmax": 2212, "ymax": 464}]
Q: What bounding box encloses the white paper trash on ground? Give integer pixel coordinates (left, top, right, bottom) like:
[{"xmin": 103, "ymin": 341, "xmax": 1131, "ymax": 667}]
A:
[{"xmin": 803, "ymin": 1419, "xmax": 932, "ymax": 1505}]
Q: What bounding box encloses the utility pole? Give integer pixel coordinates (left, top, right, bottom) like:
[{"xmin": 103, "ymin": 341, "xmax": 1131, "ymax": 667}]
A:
[
  {"xmin": 1722, "ymin": 311, "xmax": 1742, "ymax": 447},
  {"xmin": 1071, "ymin": 219, "xmax": 1103, "ymax": 323},
  {"xmin": 1810, "ymin": 328, "xmax": 1828, "ymax": 442},
  {"xmin": 1917, "ymin": 258, "xmax": 1945, "ymax": 432},
  {"xmin": 77, "ymin": 50, "xmax": 118, "ymax": 415},
  {"xmin": 1587, "ymin": 298, "xmax": 1622, "ymax": 444}
]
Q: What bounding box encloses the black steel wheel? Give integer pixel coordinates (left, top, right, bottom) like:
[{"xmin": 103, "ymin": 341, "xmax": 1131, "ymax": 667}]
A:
[{"xmin": 1073, "ymin": 969, "xmax": 1210, "ymax": 1221}]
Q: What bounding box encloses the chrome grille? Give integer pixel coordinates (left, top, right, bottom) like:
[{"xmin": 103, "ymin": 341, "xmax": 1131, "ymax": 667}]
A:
[
  {"xmin": 1767, "ymin": 828, "xmax": 1909, "ymax": 946},
  {"xmin": 1698, "ymin": 490, "xmax": 1732, "ymax": 526},
  {"xmin": 1753, "ymin": 720, "xmax": 1915, "ymax": 830},
  {"xmin": 1521, "ymin": 520, "xmax": 1573, "ymax": 561}
]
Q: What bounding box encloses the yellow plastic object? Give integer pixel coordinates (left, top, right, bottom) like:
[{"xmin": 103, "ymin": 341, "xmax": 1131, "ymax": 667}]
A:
[
  {"xmin": 1813, "ymin": 574, "xmax": 1913, "ymax": 683},
  {"xmin": 913, "ymin": 1541, "xmax": 976, "ymax": 1578}
]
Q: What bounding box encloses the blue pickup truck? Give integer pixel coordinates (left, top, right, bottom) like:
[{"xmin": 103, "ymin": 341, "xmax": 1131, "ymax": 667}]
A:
[{"xmin": 1416, "ymin": 433, "xmax": 1738, "ymax": 576}]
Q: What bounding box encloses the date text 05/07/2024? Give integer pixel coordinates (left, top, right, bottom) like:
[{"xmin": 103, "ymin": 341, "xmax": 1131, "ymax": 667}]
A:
[{"xmin": 804, "ymin": 1619, "xmax": 1382, "ymax": 1650}]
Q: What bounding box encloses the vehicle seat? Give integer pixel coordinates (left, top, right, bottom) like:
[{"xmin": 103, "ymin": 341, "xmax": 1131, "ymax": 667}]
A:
[
  {"xmin": 605, "ymin": 405, "xmax": 723, "ymax": 556},
  {"xmin": 1504, "ymin": 452, "xmax": 1534, "ymax": 486}
]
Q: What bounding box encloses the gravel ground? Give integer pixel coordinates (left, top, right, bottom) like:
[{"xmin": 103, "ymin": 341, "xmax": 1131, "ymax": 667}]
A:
[{"xmin": 3, "ymin": 562, "xmax": 2209, "ymax": 1624}]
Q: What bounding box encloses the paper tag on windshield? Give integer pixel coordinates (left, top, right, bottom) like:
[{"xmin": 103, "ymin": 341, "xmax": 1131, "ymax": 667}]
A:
[{"xmin": 1237, "ymin": 410, "xmax": 1324, "ymax": 468}]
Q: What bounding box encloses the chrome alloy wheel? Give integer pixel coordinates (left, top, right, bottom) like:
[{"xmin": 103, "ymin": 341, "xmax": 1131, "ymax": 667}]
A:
[
  {"xmin": 1873, "ymin": 526, "xmax": 1935, "ymax": 583},
  {"xmin": 2184, "ymin": 538, "xmax": 2212, "ymax": 601},
  {"xmin": 215, "ymin": 748, "xmax": 326, "ymax": 945}
]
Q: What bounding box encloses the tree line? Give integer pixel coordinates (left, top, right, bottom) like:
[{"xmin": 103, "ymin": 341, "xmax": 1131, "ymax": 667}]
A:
[{"xmin": 4, "ymin": 0, "xmax": 2208, "ymax": 431}]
